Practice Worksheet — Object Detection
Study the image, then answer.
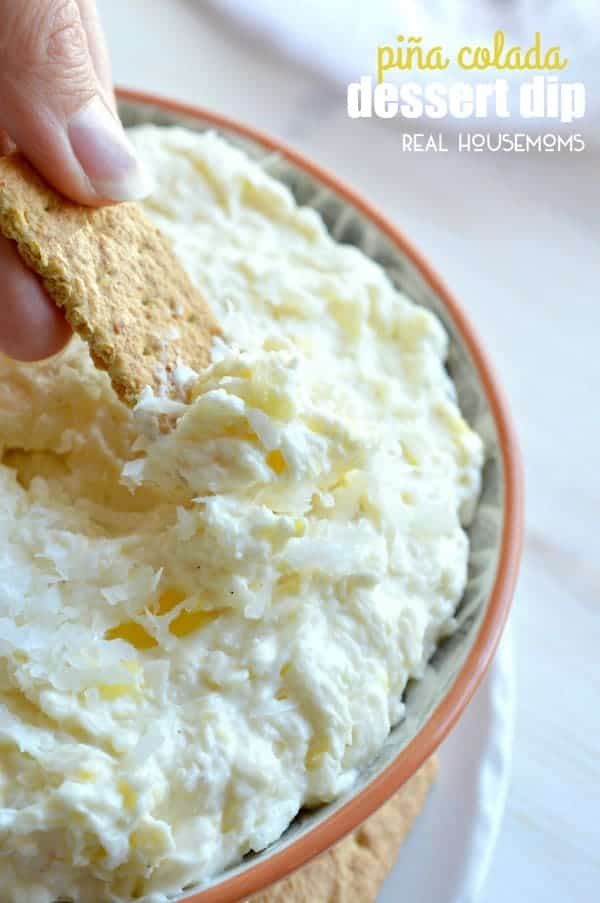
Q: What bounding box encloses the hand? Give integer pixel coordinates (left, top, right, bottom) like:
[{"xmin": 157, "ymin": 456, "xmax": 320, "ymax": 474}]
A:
[{"xmin": 0, "ymin": 0, "xmax": 151, "ymax": 361}]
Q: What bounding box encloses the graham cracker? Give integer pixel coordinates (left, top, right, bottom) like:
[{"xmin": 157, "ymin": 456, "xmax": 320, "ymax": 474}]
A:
[
  {"xmin": 0, "ymin": 153, "xmax": 220, "ymax": 405},
  {"xmin": 250, "ymin": 756, "xmax": 438, "ymax": 903}
]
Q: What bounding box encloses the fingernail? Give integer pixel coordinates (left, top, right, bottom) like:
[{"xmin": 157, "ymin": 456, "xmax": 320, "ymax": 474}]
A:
[{"xmin": 68, "ymin": 96, "xmax": 153, "ymax": 202}]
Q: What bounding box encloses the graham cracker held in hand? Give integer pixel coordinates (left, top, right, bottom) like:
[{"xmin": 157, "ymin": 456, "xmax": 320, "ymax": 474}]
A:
[
  {"xmin": 250, "ymin": 756, "xmax": 438, "ymax": 903},
  {"xmin": 0, "ymin": 153, "xmax": 221, "ymax": 405}
]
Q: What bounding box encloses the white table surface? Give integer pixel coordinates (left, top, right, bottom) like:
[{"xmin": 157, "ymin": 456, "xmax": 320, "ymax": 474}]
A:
[{"xmin": 99, "ymin": 2, "xmax": 600, "ymax": 900}]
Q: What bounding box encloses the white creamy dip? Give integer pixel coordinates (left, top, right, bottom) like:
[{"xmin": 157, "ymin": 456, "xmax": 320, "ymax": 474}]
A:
[{"xmin": 0, "ymin": 126, "xmax": 483, "ymax": 902}]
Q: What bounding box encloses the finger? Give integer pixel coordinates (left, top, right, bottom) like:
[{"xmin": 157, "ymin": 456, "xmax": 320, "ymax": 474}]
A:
[
  {"xmin": 0, "ymin": 0, "xmax": 150, "ymax": 205},
  {"xmin": 76, "ymin": 0, "xmax": 117, "ymax": 114},
  {"xmin": 0, "ymin": 130, "xmax": 16, "ymax": 156},
  {"xmin": 0, "ymin": 234, "xmax": 72, "ymax": 361},
  {"xmin": 0, "ymin": 97, "xmax": 66, "ymax": 362}
]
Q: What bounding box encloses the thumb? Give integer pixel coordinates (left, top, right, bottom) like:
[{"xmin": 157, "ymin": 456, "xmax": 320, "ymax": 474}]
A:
[{"xmin": 0, "ymin": 0, "xmax": 151, "ymax": 205}]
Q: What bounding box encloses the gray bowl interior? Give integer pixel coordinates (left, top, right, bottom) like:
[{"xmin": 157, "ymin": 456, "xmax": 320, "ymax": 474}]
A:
[{"xmin": 118, "ymin": 99, "xmax": 504, "ymax": 898}]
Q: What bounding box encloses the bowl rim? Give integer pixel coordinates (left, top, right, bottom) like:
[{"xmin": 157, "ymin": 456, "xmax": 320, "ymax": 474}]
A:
[{"xmin": 116, "ymin": 87, "xmax": 524, "ymax": 903}]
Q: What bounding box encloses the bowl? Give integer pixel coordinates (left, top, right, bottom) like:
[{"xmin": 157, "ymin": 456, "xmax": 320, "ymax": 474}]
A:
[{"xmin": 117, "ymin": 88, "xmax": 523, "ymax": 903}]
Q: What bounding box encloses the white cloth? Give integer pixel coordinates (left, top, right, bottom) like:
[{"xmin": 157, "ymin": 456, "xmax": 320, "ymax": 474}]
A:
[{"xmin": 379, "ymin": 619, "xmax": 515, "ymax": 903}]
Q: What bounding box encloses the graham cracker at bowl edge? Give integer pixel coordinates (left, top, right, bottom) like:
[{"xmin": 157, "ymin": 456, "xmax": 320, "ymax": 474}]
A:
[
  {"xmin": 0, "ymin": 153, "xmax": 221, "ymax": 405},
  {"xmin": 249, "ymin": 756, "xmax": 438, "ymax": 903}
]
